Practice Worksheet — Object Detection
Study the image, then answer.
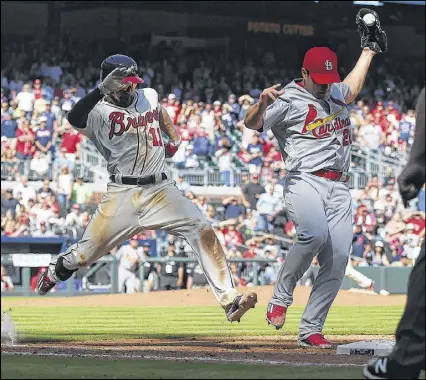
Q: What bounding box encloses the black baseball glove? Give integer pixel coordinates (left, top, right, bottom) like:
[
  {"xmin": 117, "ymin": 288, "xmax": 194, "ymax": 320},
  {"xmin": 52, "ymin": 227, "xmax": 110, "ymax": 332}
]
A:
[
  {"xmin": 356, "ymin": 8, "xmax": 388, "ymax": 54},
  {"xmin": 397, "ymin": 163, "xmax": 425, "ymax": 207}
]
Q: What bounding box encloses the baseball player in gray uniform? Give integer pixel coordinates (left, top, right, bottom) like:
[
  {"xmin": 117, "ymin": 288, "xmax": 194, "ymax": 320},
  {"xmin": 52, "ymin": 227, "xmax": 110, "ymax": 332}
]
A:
[
  {"xmin": 36, "ymin": 54, "xmax": 257, "ymax": 323},
  {"xmin": 245, "ymin": 39, "xmax": 384, "ymax": 347}
]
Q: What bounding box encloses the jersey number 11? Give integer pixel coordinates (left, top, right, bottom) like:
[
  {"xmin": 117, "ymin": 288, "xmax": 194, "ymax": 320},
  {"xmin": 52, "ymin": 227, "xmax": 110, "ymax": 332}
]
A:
[{"xmin": 149, "ymin": 127, "xmax": 164, "ymax": 147}]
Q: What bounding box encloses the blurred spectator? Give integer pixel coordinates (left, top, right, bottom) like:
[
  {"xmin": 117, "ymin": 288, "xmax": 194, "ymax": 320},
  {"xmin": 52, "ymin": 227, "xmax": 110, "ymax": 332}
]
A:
[
  {"xmin": 243, "ymin": 242, "xmax": 258, "ymax": 259},
  {"xmin": 60, "ymin": 90, "xmax": 76, "ymax": 113},
  {"xmin": 15, "ymin": 119, "xmax": 35, "ymax": 160},
  {"xmin": 230, "ymin": 262, "xmax": 247, "ymax": 287},
  {"xmin": 1, "ymin": 265, "xmax": 14, "ymax": 291},
  {"xmin": 34, "ymin": 116, "xmax": 53, "ymax": 157},
  {"xmin": 32, "ymin": 220, "xmax": 55, "ymax": 237},
  {"xmin": 352, "ymin": 222, "xmax": 370, "ymax": 258},
  {"xmin": 265, "ymin": 175, "xmax": 284, "ymax": 199},
  {"xmin": 215, "ymin": 143, "xmax": 233, "ymax": 186},
  {"xmin": 402, "ymin": 224, "xmax": 420, "ymax": 260},
  {"xmin": 256, "ymin": 185, "xmax": 283, "ymax": 233},
  {"xmin": 71, "ymin": 176, "xmax": 92, "ymax": 211},
  {"xmin": 116, "ymin": 236, "xmax": 142, "ymax": 293},
  {"xmin": 247, "ymin": 135, "xmax": 264, "ymax": 174},
  {"xmin": 390, "ymin": 253, "xmax": 412, "ymax": 267},
  {"xmin": 64, "ymin": 204, "xmax": 83, "ymax": 229},
  {"xmin": 13, "ymin": 176, "xmax": 36, "ymax": 208},
  {"xmin": 1, "ymin": 105, "xmax": 17, "ymax": 148},
  {"xmin": 37, "ymin": 178, "xmax": 55, "ymax": 203},
  {"xmin": 205, "ymin": 205, "xmax": 219, "ymax": 223},
  {"xmin": 60, "ymin": 121, "xmax": 82, "ymax": 161},
  {"xmin": 241, "ymin": 173, "xmax": 265, "ymax": 210},
  {"xmin": 2, "ymin": 189, "xmax": 19, "ymax": 217},
  {"xmin": 140, "ymin": 242, "xmax": 157, "ymax": 292},
  {"xmin": 40, "ymin": 101, "xmax": 58, "ymax": 135},
  {"xmin": 196, "ymin": 196, "xmax": 209, "ymax": 214},
  {"xmin": 15, "ymin": 83, "xmax": 34, "ymax": 117},
  {"xmin": 192, "ymin": 130, "xmax": 211, "ymax": 157},
  {"xmin": 184, "ymin": 145, "xmax": 199, "ymax": 168},
  {"xmin": 158, "ymin": 242, "xmax": 185, "ymax": 290},
  {"xmin": 30, "ymin": 151, "xmax": 49, "ymax": 176},
  {"xmin": 371, "ymin": 240, "xmax": 389, "ymax": 266},
  {"xmin": 54, "ymin": 147, "xmax": 74, "ymax": 174},
  {"xmin": 56, "ymin": 166, "xmax": 73, "ymax": 210},
  {"xmin": 222, "ymin": 196, "xmax": 245, "ymax": 220},
  {"xmin": 237, "ymin": 94, "xmax": 254, "ymax": 122},
  {"xmin": 175, "ymin": 173, "xmax": 191, "ymax": 195},
  {"xmin": 222, "ymin": 220, "xmax": 243, "ymax": 249}
]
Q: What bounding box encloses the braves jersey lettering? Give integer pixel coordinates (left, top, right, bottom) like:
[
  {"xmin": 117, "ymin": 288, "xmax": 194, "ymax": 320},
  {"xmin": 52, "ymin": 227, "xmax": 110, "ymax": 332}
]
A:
[
  {"xmin": 76, "ymin": 88, "xmax": 165, "ymax": 176},
  {"xmin": 108, "ymin": 109, "xmax": 159, "ymax": 140},
  {"xmin": 262, "ymin": 80, "xmax": 352, "ymax": 172}
]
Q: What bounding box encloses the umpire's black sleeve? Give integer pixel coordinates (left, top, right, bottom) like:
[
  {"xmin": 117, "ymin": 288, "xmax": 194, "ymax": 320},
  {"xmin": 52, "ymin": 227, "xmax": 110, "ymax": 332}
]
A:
[
  {"xmin": 66, "ymin": 87, "xmax": 104, "ymax": 129},
  {"xmin": 409, "ymin": 87, "xmax": 425, "ymax": 169}
]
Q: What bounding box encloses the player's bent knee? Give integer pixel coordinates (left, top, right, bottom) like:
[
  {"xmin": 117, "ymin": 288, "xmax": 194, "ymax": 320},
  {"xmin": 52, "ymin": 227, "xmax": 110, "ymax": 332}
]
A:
[{"xmin": 298, "ymin": 230, "xmax": 328, "ymax": 251}]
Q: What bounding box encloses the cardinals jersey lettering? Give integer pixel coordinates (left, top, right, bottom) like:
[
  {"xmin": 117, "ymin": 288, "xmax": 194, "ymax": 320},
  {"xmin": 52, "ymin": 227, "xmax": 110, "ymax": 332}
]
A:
[
  {"xmin": 262, "ymin": 80, "xmax": 352, "ymax": 173},
  {"xmin": 76, "ymin": 88, "xmax": 165, "ymax": 176}
]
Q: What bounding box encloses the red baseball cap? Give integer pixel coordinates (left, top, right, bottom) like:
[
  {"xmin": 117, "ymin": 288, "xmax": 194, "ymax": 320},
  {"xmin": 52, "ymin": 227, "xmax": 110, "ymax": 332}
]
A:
[{"xmin": 302, "ymin": 47, "xmax": 340, "ymax": 85}]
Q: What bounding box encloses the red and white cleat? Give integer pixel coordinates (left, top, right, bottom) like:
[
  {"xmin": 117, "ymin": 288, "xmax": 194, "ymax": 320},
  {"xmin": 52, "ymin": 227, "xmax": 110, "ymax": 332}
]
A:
[
  {"xmin": 36, "ymin": 270, "xmax": 57, "ymax": 295},
  {"xmin": 265, "ymin": 302, "xmax": 287, "ymax": 330},
  {"xmin": 297, "ymin": 333, "xmax": 333, "ymax": 349}
]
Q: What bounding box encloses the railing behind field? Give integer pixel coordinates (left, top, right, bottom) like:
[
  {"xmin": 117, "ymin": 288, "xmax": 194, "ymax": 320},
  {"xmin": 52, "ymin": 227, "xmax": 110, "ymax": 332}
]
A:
[{"xmin": 1, "ymin": 252, "xmax": 412, "ymax": 296}]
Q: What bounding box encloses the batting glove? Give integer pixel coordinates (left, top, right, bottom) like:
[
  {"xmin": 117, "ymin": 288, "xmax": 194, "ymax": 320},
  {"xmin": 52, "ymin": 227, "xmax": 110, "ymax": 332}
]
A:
[
  {"xmin": 98, "ymin": 67, "xmax": 134, "ymax": 96},
  {"xmin": 165, "ymin": 137, "xmax": 181, "ymax": 158}
]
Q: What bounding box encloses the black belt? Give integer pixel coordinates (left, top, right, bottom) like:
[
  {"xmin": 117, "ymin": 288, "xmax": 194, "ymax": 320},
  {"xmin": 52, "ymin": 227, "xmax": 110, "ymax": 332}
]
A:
[{"xmin": 110, "ymin": 173, "xmax": 167, "ymax": 186}]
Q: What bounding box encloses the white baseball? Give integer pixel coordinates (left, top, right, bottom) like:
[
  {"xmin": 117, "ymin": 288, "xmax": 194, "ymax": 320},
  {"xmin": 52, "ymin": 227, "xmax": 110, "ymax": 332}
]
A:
[{"xmin": 363, "ymin": 13, "xmax": 376, "ymax": 27}]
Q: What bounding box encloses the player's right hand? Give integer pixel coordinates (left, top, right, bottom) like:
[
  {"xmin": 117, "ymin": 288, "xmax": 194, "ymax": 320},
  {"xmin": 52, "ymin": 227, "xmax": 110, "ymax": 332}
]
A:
[
  {"xmin": 98, "ymin": 67, "xmax": 133, "ymax": 95},
  {"xmin": 259, "ymin": 84, "xmax": 285, "ymax": 108},
  {"xmin": 165, "ymin": 137, "xmax": 182, "ymax": 158},
  {"xmin": 397, "ymin": 163, "xmax": 425, "ymax": 207}
]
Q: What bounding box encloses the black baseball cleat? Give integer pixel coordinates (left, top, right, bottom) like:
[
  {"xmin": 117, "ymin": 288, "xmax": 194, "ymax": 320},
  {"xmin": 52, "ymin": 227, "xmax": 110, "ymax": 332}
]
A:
[
  {"xmin": 36, "ymin": 269, "xmax": 57, "ymax": 295},
  {"xmin": 363, "ymin": 357, "xmax": 422, "ymax": 379},
  {"xmin": 225, "ymin": 292, "xmax": 257, "ymax": 322}
]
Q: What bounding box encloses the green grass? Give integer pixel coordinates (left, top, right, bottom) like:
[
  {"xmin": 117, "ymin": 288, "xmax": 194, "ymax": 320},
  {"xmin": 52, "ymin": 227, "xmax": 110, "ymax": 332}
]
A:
[
  {"xmin": 1, "ymin": 356, "xmax": 365, "ymax": 379},
  {"xmin": 1, "ymin": 304, "xmax": 407, "ymax": 379},
  {"xmin": 1, "ymin": 305, "xmax": 402, "ymax": 342}
]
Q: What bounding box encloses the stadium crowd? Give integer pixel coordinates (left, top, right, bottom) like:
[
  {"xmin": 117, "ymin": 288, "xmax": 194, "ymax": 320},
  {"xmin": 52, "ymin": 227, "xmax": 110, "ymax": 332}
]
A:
[{"xmin": 1, "ymin": 38, "xmax": 425, "ymax": 292}]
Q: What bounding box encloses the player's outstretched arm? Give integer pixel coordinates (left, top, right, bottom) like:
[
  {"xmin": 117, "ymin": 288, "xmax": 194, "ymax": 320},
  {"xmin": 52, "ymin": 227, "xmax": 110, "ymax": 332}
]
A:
[
  {"xmin": 67, "ymin": 88, "xmax": 103, "ymax": 128},
  {"xmin": 342, "ymin": 48, "xmax": 376, "ymax": 104},
  {"xmin": 67, "ymin": 67, "xmax": 132, "ymax": 128},
  {"xmin": 342, "ymin": 9, "xmax": 387, "ymax": 104},
  {"xmin": 244, "ymin": 84, "xmax": 284, "ymax": 130}
]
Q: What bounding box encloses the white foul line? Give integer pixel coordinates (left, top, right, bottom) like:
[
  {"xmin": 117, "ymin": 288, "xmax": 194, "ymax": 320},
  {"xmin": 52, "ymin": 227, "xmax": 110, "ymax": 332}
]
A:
[{"xmin": 1, "ymin": 349, "xmax": 363, "ymax": 368}]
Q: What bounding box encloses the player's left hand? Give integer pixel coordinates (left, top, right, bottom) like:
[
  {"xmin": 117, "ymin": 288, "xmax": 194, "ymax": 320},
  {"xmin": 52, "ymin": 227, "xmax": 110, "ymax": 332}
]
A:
[
  {"xmin": 165, "ymin": 138, "xmax": 181, "ymax": 158},
  {"xmin": 397, "ymin": 163, "xmax": 425, "ymax": 207},
  {"xmin": 356, "ymin": 8, "xmax": 387, "ymax": 54},
  {"xmin": 98, "ymin": 67, "xmax": 133, "ymax": 95}
]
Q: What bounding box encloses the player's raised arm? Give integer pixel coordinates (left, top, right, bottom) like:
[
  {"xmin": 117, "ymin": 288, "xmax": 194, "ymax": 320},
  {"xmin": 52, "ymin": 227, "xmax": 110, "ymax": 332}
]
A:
[
  {"xmin": 159, "ymin": 105, "xmax": 182, "ymax": 158},
  {"xmin": 244, "ymin": 84, "xmax": 284, "ymax": 131},
  {"xmin": 342, "ymin": 8, "xmax": 387, "ymax": 104},
  {"xmin": 67, "ymin": 66, "xmax": 133, "ymax": 128}
]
